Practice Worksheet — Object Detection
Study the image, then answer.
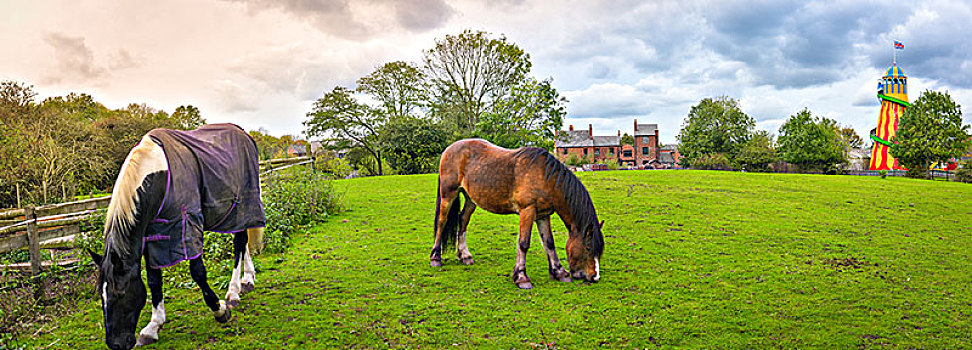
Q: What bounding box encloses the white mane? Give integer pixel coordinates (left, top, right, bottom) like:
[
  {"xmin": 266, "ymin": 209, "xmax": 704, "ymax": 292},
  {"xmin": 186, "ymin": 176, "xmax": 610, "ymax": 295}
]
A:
[{"xmin": 104, "ymin": 135, "xmax": 167, "ymax": 256}]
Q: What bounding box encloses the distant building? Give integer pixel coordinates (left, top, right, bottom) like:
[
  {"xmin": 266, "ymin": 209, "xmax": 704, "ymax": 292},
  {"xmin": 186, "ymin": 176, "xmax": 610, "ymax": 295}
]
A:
[
  {"xmin": 633, "ymin": 119, "xmax": 660, "ymax": 166},
  {"xmin": 659, "ymin": 145, "xmax": 681, "ymax": 168},
  {"xmin": 287, "ymin": 144, "xmax": 308, "ymax": 157},
  {"xmin": 554, "ymin": 119, "xmax": 663, "ymax": 167}
]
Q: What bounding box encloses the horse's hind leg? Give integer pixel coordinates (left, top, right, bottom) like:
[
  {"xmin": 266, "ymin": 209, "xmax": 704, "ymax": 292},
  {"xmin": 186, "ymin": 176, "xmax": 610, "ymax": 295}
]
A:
[
  {"xmin": 225, "ymin": 231, "xmax": 247, "ymax": 308},
  {"xmin": 456, "ymin": 192, "xmax": 476, "ymax": 265},
  {"xmin": 536, "ymin": 216, "xmax": 570, "ymax": 282},
  {"xmin": 240, "ymin": 245, "xmax": 256, "ymax": 294},
  {"xmin": 137, "ymin": 267, "xmax": 166, "ymax": 346},
  {"xmin": 190, "ymin": 257, "xmax": 231, "ymax": 323},
  {"xmin": 431, "ymin": 180, "xmax": 459, "ymax": 267}
]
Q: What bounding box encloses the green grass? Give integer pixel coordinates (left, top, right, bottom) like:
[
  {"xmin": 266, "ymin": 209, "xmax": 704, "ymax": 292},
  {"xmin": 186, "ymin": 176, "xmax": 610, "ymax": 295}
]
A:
[{"xmin": 11, "ymin": 171, "xmax": 972, "ymax": 349}]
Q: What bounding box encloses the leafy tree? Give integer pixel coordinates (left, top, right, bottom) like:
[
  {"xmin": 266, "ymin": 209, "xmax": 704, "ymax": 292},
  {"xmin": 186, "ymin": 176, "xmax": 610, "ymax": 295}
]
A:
[
  {"xmin": 424, "ymin": 30, "xmax": 531, "ymax": 134},
  {"xmin": 379, "ymin": 116, "xmax": 449, "ymax": 175},
  {"xmin": 890, "ymin": 90, "xmax": 971, "ymax": 179},
  {"xmin": 305, "ymin": 86, "xmax": 386, "ymax": 175},
  {"xmin": 473, "ymin": 78, "xmax": 566, "ymax": 150},
  {"xmin": 172, "ymin": 105, "xmax": 206, "ymax": 130},
  {"xmin": 777, "ymin": 108, "xmax": 845, "ymax": 172},
  {"xmin": 249, "ymin": 128, "xmax": 286, "ymax": 160},
  {"xmin": 676, "ymin": 96, "xmax": 755, "ymax": 168},
  {"xmin": 356, "ymin": 61, "xmax": 428, "ymax": 120},
  {"xmin": 620, "ymin": 133, "xmax": 634, "ymax": 146},
  {"xmin": 835, "ymin": 125, "xmax": 863, "ymax": 150},
  {"xmin": 736, "ymin": 130, "xmax": 777, "ymax": 172}
]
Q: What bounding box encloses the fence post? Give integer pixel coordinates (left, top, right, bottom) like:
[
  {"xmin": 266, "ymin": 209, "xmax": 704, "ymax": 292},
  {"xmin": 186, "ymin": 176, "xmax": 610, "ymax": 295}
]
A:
[{"xmin": 25, "ymin": 206, "xmax": 41, "ymax": 275}]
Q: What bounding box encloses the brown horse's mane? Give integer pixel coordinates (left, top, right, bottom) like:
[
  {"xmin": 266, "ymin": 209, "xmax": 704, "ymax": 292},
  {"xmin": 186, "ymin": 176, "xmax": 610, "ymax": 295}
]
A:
[{"xmin": 513, "ymin": 147, "xmax": 604, "ymax": 257}]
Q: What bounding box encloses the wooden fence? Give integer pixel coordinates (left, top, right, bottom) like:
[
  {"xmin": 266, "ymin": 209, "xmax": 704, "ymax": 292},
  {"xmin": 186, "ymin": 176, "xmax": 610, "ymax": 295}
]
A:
[{"xmin": 0, "ymin": 156, "xmax": 314, "ymax": 275}]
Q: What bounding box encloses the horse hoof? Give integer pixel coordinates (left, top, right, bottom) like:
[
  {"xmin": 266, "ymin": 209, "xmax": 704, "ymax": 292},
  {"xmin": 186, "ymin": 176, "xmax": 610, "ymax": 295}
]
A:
[
  {"xmin": 552, "ymin": 274, "xmax": 571, "ymax": 283},
  {"xmin": 136, "ymin": 334, "xmax": 158, "ymax": 346},
  {"xmin": 461, "ymin": 257, "xmax": 474, "ymax": 265},
  {"xmin": 241, "ymin": 282, "xmax": 255, "ymax": 294},
  {"xmin": 430, "ymin": 260, "xmax": 442, "ymax": 267},
  {"xmin": 227, "ymin": 299, "xmax": 241, "ymax": 309},
  {"xmin": 215, "ymin": 308, "xmax": 232, "ymax": 323},
  {"xmin": 516, "ymin": 281, "xmax": 534, "ymax": 289}
]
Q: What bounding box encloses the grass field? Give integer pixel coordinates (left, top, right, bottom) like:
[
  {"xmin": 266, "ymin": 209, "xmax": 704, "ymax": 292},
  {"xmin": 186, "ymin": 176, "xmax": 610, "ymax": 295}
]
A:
[{"xmin": 13, "ymin": 170, "xmax": 972, "ymax": 349}]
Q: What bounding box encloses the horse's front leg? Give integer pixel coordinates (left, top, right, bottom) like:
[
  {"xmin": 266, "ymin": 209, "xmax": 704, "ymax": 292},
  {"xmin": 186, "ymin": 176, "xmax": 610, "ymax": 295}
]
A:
[
  {"xmin": 225, "ymin": 231, "xmax": 248, "ymax": 307},
  {"xmin": 136, "ymin": 267, "xmax": 166, "ymax": 346},
  {"xmin": 512, "ymin": 206, "xmax": 536, "ymax": 289},
  {"xmin": 189, "ymin": 257, "xmax": 231, "ymax": 323},
  {"xmin": 536, "ymin": 216, "xmax": 571, "ymax": 282}
]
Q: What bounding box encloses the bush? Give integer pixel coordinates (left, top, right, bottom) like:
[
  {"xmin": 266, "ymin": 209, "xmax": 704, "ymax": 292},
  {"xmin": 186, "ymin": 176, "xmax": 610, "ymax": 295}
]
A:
[
  {"xmin": 956, "ymin": 159, "xmax": 972, "ymax": 183},
  {"xmin": 261, "ymin": 171, "xmax": 343, "ymax": 253},
  {"xmin": 316, "ymin": 154, "xmax": 353, "ymax": 179},
  {"xmin": 693, "ymin": 153, "xmax": 732, "ymax": 170},
  {"xmin": 564, "ymin": 153, "xmax": 582, "ymax": 166}
]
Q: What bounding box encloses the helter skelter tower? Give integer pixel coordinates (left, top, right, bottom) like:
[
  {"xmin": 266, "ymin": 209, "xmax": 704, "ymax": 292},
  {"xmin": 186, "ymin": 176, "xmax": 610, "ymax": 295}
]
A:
[{"xmin": 869, "ymin": 41, "xmax": 910, "ymax": 170}]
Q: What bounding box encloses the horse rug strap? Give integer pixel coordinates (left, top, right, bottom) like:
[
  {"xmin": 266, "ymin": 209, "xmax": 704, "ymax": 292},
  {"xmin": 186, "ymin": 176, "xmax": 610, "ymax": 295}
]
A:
[{"xmin": 143, "ymin": 124, "xmax": 266, "ymax": 269}]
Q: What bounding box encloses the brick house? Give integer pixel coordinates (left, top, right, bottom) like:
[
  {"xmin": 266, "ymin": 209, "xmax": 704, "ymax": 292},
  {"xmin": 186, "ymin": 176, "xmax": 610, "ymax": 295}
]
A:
[
  {"xmin": 633, "ymin": 119, "xmax": 659, "ymax": 166},
  {"xmin": 658, "ymin": 145, "xmax": 681, "ymax": 168},
  {"xmin": 555, "ymin": 120, "xmax": 662, "ymax": 167}
]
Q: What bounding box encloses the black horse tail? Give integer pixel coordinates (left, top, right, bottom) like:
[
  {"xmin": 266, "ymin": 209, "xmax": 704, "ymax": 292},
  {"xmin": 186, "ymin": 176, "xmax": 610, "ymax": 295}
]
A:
[{"xmin": 435, "ymin": 177, "xmax": 461, "ymax": 252}]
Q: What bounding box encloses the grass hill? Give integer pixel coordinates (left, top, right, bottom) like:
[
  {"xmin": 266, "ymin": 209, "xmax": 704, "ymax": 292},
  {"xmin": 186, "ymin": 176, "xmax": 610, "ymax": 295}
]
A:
[{"xmin": 17, "ymin": 171, "xmax": 972, "ymax": 349}]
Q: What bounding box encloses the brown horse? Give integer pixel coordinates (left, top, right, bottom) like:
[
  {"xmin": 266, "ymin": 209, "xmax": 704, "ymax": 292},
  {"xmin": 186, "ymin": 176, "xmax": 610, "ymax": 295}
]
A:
[{"xmin": 431, "ymin": 139, "xmax": 604, "ymax": 289}]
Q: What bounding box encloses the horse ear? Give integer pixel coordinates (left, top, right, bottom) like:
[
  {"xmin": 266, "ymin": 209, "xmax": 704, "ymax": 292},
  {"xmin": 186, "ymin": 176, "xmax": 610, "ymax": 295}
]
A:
[
  {"xmin": 599, "ymin": 220, "xmax": 605, "ymax": 229},
  {"xmin": 88, "ymin": 249, "xmax": 103, "ymax": 267}
]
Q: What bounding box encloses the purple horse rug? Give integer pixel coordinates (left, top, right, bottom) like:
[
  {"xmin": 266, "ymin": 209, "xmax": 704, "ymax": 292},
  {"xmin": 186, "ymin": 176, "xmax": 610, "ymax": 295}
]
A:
[{"xmin": 143, "ymin": 124, "xmax": 265, "ymax": 269}]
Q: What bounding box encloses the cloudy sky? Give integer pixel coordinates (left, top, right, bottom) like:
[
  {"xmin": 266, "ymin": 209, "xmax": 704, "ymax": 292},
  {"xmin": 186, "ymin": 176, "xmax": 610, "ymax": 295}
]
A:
[{"xmin": 2, "ymin": 0, "xmax": 971, "ymax": 144}]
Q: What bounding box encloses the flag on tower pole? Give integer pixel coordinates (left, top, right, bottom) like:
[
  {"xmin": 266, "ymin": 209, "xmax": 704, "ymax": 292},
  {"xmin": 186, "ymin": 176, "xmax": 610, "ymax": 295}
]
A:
[{"xmin": 894, "ymin": 40, "xmax": 905, "ymax": 50}]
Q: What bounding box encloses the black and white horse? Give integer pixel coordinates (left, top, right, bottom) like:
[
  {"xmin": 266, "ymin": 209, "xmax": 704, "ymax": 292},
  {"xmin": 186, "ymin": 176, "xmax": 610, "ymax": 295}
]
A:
[{"xmin": 89, "ymin": 124, "xmax": 265, "ymax": 350}]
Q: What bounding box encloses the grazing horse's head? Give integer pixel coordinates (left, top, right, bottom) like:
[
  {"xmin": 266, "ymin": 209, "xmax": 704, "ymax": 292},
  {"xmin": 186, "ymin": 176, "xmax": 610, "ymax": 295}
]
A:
[
  {"xmin": 89, "ymin": 135, "xmax": 167, "ymax": 350},
  {"xmin": 566, "ymin": 220, "xmax": 604, "ymax": 282},
  {"xmin": 90, "ymin": 250, "xmax": 146, "ymax": 350}
]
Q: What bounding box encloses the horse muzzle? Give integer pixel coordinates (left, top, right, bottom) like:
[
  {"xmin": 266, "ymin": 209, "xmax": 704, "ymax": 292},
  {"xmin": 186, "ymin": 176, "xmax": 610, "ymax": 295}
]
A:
[
  {"xmin": 571, "ymin": 269, "xmax": 599, "ymax": 283},
  {"xmin": 107, "ymin": 333, "xmax": 136, "ymax": 350}
]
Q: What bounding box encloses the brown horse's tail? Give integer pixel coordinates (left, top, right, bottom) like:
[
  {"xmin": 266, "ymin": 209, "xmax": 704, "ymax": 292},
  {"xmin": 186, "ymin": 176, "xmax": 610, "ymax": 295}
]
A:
[{"xmin": 435, "ymin": 178, "xmax": 461, "ymax": 251}]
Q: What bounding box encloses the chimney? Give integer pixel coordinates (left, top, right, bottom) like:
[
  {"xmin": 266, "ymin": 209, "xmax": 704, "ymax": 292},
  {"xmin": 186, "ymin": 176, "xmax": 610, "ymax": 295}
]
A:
[
  {"xmin": 588, "ymin": 124, "xmax": 593, "ymax": 138},
  {"xmin": 634, "ymin": 119, "xmax": 638, "ymax": 132},
  {"xmin": 569, "ymin": 125, "xmax": 574, "ymax": 131},
  {"xmin": 617, "ymin": 130, "xmax": 621, "ymax": 137}
]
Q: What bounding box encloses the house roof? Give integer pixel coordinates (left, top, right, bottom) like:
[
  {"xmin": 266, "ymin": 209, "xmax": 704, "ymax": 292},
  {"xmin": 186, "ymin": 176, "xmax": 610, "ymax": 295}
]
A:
[
  {"xmin": 634, "ymin": 123, "xmax": 658, "ymax": 136},
  {"xmin": 660, "ymin": 144, "xmax": 677, "ymax": 152},
  {"xmin": 555, "ymin": 130, "xmax": 593, "ymax": 148},
  {"xmin": 659, "ymin": 152, "xmax": 675, "ymax": 163},
  {"xmin": 593, "ymin": 135, "xmax": 619, "ymax": 147}
]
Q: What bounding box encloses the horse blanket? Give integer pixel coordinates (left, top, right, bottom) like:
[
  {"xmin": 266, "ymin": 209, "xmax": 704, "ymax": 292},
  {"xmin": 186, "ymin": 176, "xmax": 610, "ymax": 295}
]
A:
[{"xmin": 142, "ymin": 124, "xmax": 265, "ymax": 268}]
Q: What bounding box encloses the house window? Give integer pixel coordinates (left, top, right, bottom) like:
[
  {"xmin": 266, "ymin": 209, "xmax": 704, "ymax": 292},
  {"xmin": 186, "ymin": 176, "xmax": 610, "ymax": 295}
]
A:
[
  {"xmin": 608, "ymin": 147, "xmax": 614, "ymax": 155},
  {"xmin": 642, "ymin": 147, "xmax": 649, "ymax": 155},
  {"xmin": 583, "ymin": 148, "xmax": 588, "ymax": 156},
  {"xmin": 642, "ymin": 136, "xmax": 648, "ymax": 143},
  {"xmin": 594, "ymin": 148, "xmax": 600, "ymax": 156},
  {"xmin": 563, "ymin": 148, "xmax": 568, "ymax": 155},
  {"xmin": 623, "ymin": 150, "xmax": 632, "ymax": 157}
]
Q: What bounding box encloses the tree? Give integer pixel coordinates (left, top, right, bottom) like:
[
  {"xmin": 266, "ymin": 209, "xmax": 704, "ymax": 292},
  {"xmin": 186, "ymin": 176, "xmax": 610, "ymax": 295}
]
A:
[
  {"xmin": 777, "ymin": 108, "xmax": 845, "ymax": 172},
  {"xmin": 172, "ymin": 105, "xmax": 206, "ymax": 130},
  {"xmin": 835, "ymin": 125, "xmax": 863, "ymax": 150},
  {"xmin": 676, "ymin": 96, "xmax": 755, "ymax": 168},
  {"xmin": 620, "ymin": 133, "xmax": 634, "ymax": 146},
  {"xmin": 356, "ymin": 61, "xmax": 428, "ymax": 120},
  {"xmin": 736, "ymin": 130, "xmax": 777, "ymax": 172},
  {"xmin": 473, "ymin": 78, "xmax": 566, "ymax": 150},
  {"xmin": 891, "ymin": 90, "xmax": 971, "ymax": 179},
  {"xmin": 424, "ymin": 30, "xmax": 532, "ymax": 134},
  {"xmin": 380, "ymin": 116, "xmax": 449, "ymax": 175},
  {"xmin": 305, "ymin": 86, "xmax": 386, "ymax": 175}
]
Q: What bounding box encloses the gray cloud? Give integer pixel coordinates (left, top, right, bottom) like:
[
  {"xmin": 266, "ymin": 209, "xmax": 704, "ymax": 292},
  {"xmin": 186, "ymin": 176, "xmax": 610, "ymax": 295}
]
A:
[
  {"xmin": 223, "ymin": 0, "xmax": 453, "ymax": 39},
  {"xmin": 393, "ymin": 0, "xmax": 455, "ymax": 32},
  {"xmin": 42, "ymin": 33, "xmax": 106, "ymax": 84}
]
